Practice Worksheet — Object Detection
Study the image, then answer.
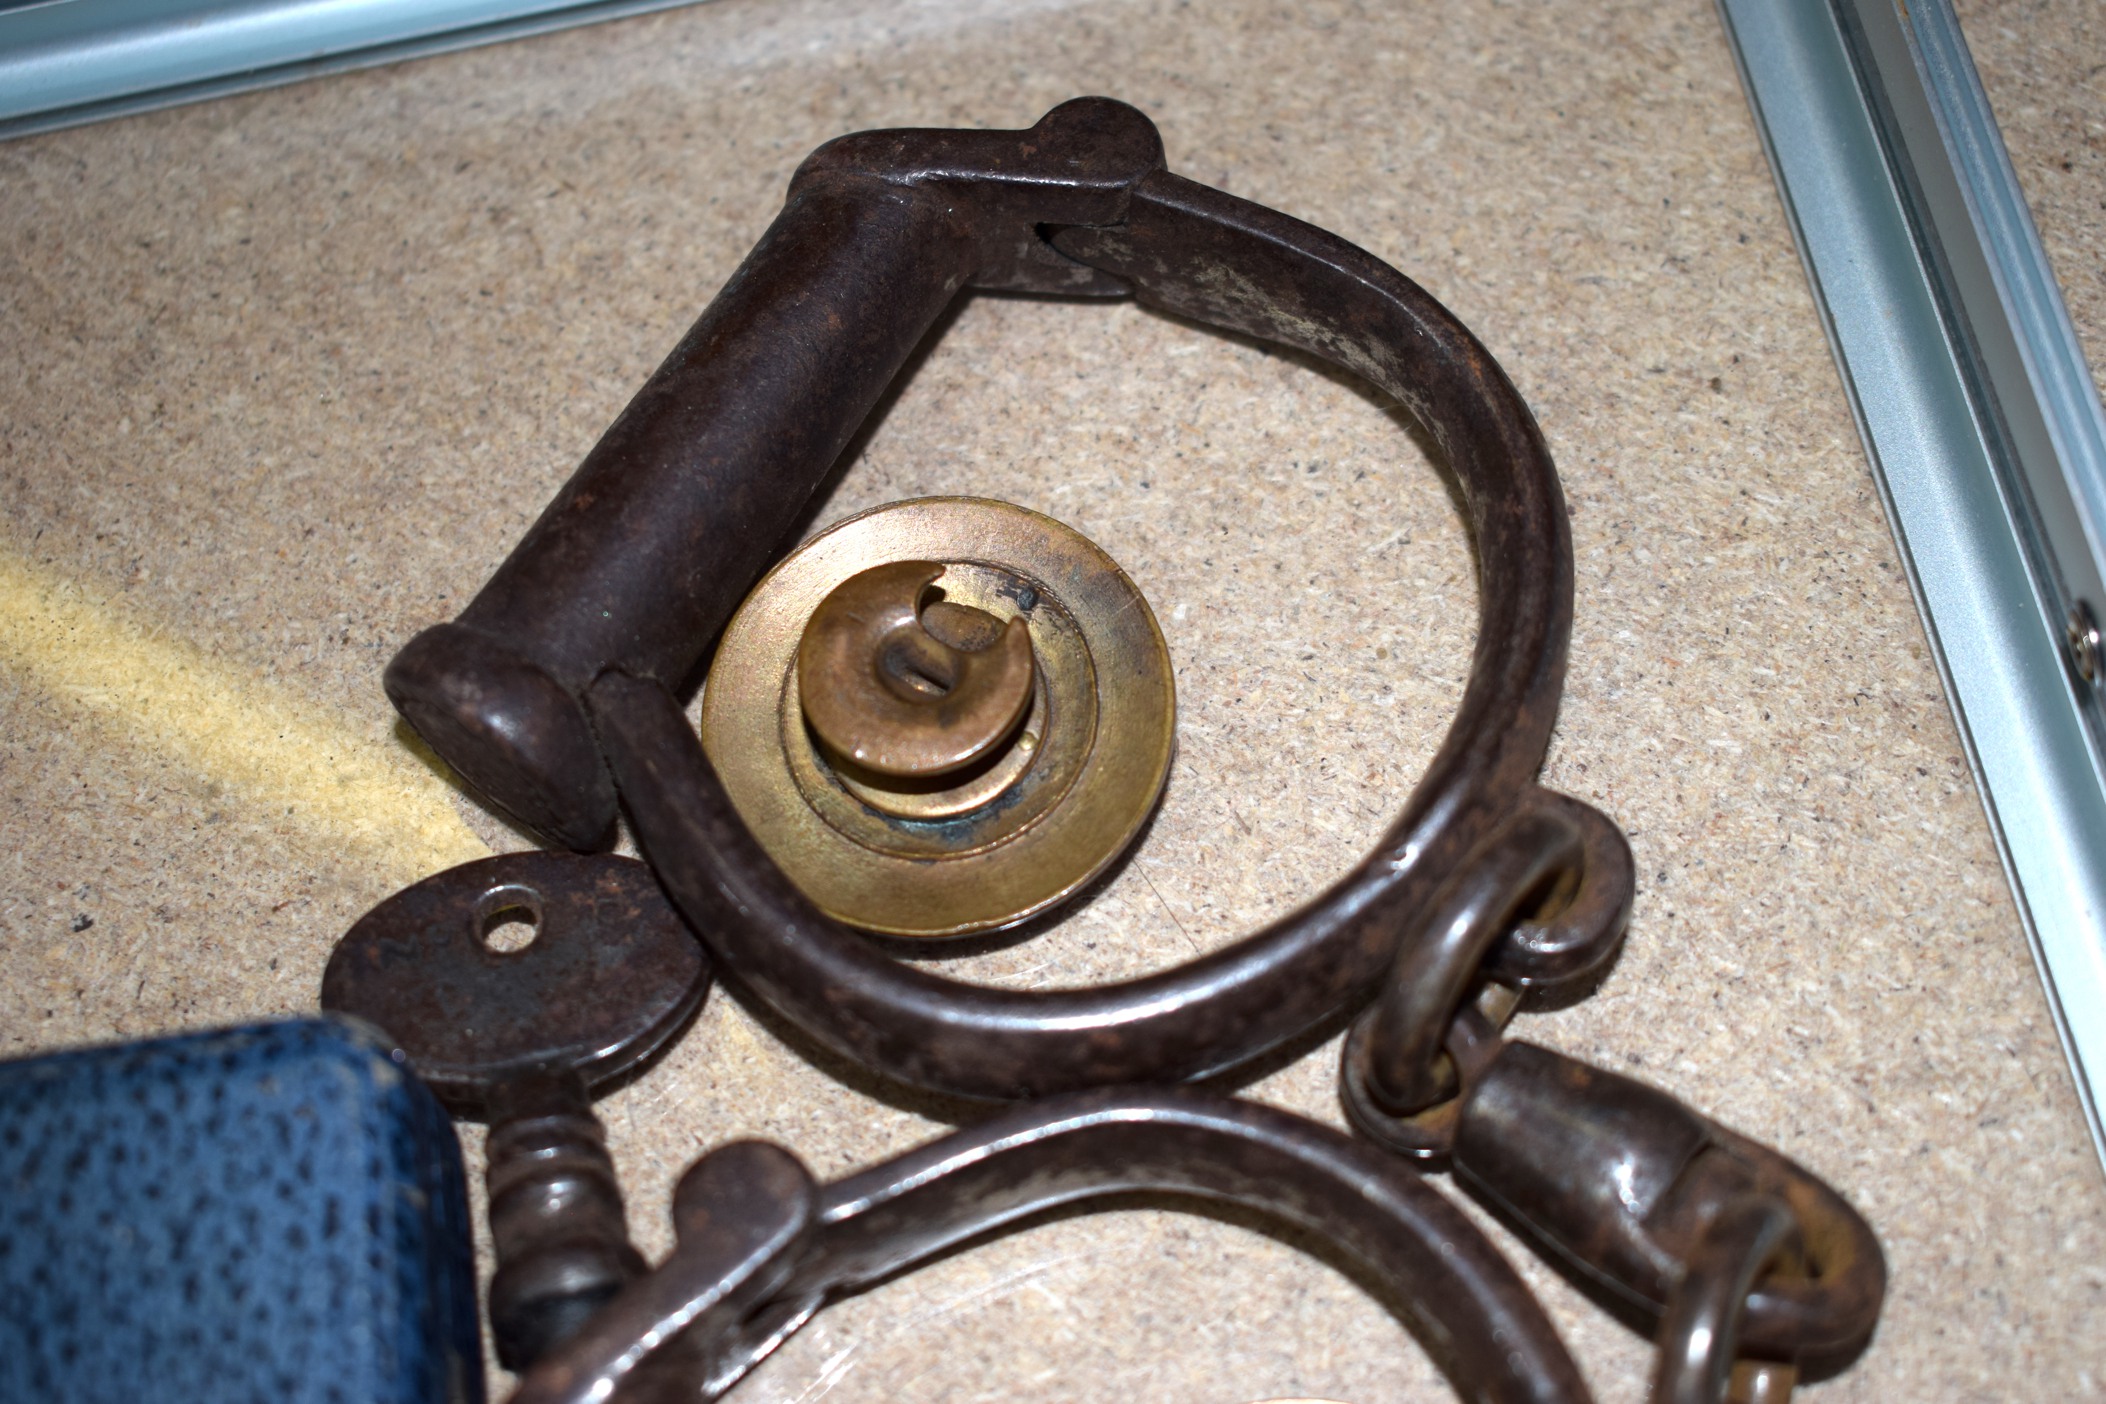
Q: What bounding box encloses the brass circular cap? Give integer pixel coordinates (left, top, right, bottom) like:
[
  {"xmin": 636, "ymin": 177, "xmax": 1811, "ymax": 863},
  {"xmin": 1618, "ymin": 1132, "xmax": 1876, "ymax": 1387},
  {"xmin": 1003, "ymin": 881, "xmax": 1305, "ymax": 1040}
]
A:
[
  {"xmin": 700, "ymin": 497, "xmax": 1175, "ymax": 938},
  {"xmin": 795, "ymin": 560, "xmax": 1037, "ymax": 779}
]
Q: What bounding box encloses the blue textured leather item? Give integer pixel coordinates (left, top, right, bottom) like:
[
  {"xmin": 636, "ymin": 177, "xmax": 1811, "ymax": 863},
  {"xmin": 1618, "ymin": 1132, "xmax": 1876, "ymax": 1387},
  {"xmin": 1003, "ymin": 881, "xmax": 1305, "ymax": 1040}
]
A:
[{"xmin": 0, "ymin": 1016, "xmax": 486, "ymax": 1404}]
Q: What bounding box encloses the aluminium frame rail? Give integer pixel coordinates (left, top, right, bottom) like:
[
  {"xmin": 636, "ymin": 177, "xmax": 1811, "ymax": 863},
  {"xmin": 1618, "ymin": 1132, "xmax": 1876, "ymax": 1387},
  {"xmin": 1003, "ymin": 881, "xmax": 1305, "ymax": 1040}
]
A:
[
  {"xmin": 0, "ymin": 0, "xmax": 715, "ymax": 141},
  {"xmin": 1718, "ymin": 0, "xmax": 2106, "ymax": 1171}
]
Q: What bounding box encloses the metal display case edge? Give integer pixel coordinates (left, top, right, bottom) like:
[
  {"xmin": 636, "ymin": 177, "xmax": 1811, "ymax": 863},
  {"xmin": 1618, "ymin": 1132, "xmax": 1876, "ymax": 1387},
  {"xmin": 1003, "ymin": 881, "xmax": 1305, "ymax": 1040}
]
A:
[{"xmin": 1718, "ymin": 0, "xmax": 2106, "ymax": 1172}]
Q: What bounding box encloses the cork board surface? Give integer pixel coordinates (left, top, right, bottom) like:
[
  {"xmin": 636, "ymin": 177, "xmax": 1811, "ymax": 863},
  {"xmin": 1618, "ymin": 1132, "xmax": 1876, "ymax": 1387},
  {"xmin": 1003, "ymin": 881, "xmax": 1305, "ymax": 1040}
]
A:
[{"xmin": 3, "ymin": 0, "xmax": 2103, "ymax": 1400}]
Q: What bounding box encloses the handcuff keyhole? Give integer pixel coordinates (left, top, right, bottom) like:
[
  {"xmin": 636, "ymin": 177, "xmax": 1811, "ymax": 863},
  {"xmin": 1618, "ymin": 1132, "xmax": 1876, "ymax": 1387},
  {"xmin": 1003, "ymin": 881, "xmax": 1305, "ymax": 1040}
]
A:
[
  {"xmin": 876, "ymin": 586, "xmax": 1019, "ymax": 704},
  {"xmin": 880, "ymin": 637, "xmax": 957, "ymax": 699}
]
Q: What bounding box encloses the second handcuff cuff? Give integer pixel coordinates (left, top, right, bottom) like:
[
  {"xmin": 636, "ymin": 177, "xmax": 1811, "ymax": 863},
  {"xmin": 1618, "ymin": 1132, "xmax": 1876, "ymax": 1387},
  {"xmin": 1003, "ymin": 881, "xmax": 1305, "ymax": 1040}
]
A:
[{"xmin": 359, "ymin": 99, "xmax": 1888, "ymax": 1401}]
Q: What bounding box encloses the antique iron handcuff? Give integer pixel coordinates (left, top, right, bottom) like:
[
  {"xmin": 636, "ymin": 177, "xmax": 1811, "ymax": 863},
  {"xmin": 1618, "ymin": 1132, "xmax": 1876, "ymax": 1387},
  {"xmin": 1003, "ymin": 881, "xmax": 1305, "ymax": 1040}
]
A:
[{"xmin": 335, "ymin": 99, "xmax": 1888, "ymax": 1403}]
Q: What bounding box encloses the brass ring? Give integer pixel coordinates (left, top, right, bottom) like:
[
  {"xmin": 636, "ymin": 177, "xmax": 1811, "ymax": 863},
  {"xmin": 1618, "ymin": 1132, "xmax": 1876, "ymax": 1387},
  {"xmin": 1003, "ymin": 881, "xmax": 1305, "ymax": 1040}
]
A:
[{"xmin": 699, "ymin": 498, "xmax": 1175, "ymax": 937}]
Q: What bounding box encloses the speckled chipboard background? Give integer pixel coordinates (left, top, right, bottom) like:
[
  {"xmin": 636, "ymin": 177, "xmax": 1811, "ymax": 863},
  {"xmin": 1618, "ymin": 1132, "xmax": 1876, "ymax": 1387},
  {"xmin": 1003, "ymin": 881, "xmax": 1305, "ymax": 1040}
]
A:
[{"xmin": 4, "ymin": 0, "xmax": 2103, "ymax": 1399}]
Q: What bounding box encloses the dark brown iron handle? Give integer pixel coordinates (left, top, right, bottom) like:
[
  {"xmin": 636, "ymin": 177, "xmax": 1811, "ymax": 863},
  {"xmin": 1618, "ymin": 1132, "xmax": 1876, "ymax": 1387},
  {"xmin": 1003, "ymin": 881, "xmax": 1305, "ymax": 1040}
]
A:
[
  {"xmin": 384, "ymin": 99, "xmax": 1166, "ymax": 851},
  {"xmin": 510, "ymin": 1088, "xmax": 1596, "ymax": 1404}
]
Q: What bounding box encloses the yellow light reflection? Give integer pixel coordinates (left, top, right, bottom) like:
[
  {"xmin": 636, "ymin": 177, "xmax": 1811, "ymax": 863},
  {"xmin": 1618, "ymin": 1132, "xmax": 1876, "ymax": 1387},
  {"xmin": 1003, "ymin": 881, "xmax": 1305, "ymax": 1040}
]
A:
[{"xmin": 0, "ymin": 551, "xmax": 488, "ymax": 883}]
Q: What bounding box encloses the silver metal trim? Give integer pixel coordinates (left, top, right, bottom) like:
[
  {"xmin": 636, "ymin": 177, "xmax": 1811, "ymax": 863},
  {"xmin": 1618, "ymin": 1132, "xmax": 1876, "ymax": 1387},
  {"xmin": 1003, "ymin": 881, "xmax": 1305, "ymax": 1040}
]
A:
[
  {"xmin": 1717, "ymin": 0, "xmax": 2106, "ymax": 1171},
  {"xmin": 0, "ymin": 0, "xmax": 715, "ymax": 141}
]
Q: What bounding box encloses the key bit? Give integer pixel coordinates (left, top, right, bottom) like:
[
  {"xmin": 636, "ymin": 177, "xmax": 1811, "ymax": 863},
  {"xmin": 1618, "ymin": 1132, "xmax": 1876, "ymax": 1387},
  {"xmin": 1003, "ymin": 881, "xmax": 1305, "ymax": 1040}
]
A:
[{"xmin": 321, "ymin": 852, "xmax": 710, "ymax": 1373}]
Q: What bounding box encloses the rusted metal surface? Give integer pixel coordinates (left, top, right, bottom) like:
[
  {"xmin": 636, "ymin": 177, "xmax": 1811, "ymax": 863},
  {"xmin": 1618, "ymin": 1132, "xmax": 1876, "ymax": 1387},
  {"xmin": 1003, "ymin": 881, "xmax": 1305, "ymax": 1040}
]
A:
[
  {"xmin": 1726, "ymin": 1361, "xmax": 1800, "ymax": 1404},
  {"xmin": 1347, "ymin": 791, "xmax": 1631, "ymax": 1116},
  {"xmin": 507, "ymin": 1088, "xmax": 1595, "ymax": 1404},
  {"xmin": 479, "ymin": 1068, "xmax": 647, "ymax": 1371},
  {"xmin": 366, "ymin": 100, "xmax": 1889, "ymax": 1401},
  {"xmin": 321, "ymin": 853, "xmax": 711, "ymax": 1370},
  {"xmin": 1650, "ymin": 1196, "xmax": 1802, "ymax": 1404},
  {"xmin": 578, "ymin": 108, "xmax": 1586, "ymax": 1099},
  {"xmin": 321, "ymin": 852, "xmax": 706, "ymax": 1110},
  {"xmin": 1340, "ymin": 988, "xmax": 1884, "ymax": 1391},
  {"xmin": 1440, "ymin": 1041, "xmax": 1887, "ymax": 1369}
]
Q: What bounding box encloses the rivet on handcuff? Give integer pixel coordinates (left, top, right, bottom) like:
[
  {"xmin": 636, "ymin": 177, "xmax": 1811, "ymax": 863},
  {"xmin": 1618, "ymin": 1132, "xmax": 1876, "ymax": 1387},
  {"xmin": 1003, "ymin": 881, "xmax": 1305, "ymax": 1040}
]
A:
[{"xmin": 331, "ymin": 98, "xmax": 1888, "ymax": 1403}]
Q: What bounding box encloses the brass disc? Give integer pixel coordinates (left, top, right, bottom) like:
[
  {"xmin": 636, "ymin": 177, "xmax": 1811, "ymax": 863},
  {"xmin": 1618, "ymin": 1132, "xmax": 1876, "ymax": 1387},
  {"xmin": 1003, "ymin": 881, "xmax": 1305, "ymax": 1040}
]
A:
[{"xmin": 700, "ymin": 497, "xmax": 1175, "ymax": 938}]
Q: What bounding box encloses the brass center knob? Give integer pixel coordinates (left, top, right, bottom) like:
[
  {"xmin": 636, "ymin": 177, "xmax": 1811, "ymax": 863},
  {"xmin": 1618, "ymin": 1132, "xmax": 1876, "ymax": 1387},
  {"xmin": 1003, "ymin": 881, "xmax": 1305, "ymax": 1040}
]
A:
[
  {"xmin": 700, "ymin": 497, "xmax": 1175, "ymax": 938},
  {"xmin": 795, "ymin": 560, "xmax": 1036, "ymax": 782}
]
